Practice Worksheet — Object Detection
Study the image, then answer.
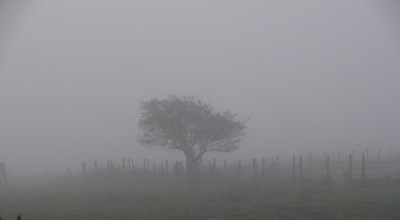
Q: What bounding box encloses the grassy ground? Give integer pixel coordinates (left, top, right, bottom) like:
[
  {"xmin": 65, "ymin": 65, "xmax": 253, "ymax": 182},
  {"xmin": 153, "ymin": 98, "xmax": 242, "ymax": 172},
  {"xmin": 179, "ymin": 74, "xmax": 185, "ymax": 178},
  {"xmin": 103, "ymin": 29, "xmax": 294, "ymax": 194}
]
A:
[{"xmin": 1, "ymin": 176, "xmax": 400, "ymax": 220}]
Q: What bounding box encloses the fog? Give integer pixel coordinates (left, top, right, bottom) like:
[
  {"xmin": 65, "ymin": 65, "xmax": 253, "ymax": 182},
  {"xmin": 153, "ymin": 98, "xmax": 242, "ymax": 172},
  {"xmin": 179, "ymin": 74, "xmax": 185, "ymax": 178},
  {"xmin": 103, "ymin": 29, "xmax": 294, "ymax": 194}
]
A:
[{"xmin": 1, "ymin": 1, "xmax": 400, "ymax": 173}]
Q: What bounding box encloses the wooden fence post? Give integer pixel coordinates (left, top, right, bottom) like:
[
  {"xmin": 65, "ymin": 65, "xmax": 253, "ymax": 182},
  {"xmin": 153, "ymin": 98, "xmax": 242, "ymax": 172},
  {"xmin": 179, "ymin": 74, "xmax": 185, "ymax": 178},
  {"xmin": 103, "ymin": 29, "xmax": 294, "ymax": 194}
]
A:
[
  {"xmin": 262, "ymin": 158, "xmax": 265, "ymax": 177},
  {"xmin": 292, "ymin": 155, "xmax": 296, "ymax": 181},
  {"xmin": 175, "ymin": 161, "xmax": 179, "ymax": 178},
  {"xmin": 274, "ymin": 156, "xmax": 280, "ymax": 178},
  {"xmin": 362, "ymin": 154, "xmax": 366, "ymax": 180},
  {"xmin": 299, "ymin": 156, "xmax": 303, "ymax": 179},
  {"xmin": 213, "ymin": 159, "xmax": 217, "ymax": 173},
  {"xmin": 166, "ymin": 160, "xmax": 169, "ymax": 174},
  {"xmin": 252, "ymin": 158, "xmax": 257, "ymax": 178},
  {"xmin": 237, "ymin": 159, "xmax": 242, "ymax": 179},
  {"xmin": 122, "ymin": 157, "xmax": 126, "ymax": 170},
  {"xmin": 0, "ymin": 163, "xmax": 8, "ymax": 185},
  {"xmin": 378, "ymin": 148, "xmax": 381, "ymax": 163},
  {"xmin": 180, "ymin": 162, "xmax": 184, "ymax": 175},
  {"xmin": 349, "ymin": 154, "xmax": 353, "ymax": 182},
  {"xmin": 128, "ymin": 159, "xmax": 132, "ymax": 171},
  {"xmin": 223, "ymin": 160, "xmax": 227, "ymax": 177},
  {"xmin": 326, "ymin": 156, "xmax": 330, "ymax": 181}
]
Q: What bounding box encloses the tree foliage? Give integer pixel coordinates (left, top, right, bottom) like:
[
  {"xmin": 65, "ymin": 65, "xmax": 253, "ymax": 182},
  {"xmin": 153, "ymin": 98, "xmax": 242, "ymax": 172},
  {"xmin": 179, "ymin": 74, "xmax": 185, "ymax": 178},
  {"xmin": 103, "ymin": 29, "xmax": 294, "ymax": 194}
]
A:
[{"xmin": 137, "ymin": 96, "xmax": 246, "ymax": 174}]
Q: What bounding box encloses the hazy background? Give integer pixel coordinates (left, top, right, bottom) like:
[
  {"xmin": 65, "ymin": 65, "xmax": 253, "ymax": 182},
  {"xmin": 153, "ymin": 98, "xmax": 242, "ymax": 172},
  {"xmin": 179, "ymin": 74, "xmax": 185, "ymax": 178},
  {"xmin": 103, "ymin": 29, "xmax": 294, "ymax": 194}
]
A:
[{"xmin": 1, "ymin": 0, "xmax": 399, "ymax": 173}]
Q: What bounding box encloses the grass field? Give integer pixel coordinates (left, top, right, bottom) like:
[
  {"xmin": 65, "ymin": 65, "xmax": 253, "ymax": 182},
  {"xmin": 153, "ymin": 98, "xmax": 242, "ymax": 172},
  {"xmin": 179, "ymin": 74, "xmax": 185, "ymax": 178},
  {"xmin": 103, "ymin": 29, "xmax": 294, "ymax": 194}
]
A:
[{"xmin": 1, "ymin": 174, "xmax": 400, "ymax": 220}]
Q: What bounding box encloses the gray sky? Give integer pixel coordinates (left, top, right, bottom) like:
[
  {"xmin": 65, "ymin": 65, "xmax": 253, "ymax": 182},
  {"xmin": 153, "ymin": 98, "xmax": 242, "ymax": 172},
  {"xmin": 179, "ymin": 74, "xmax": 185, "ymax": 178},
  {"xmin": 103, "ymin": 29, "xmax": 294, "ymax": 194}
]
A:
[{"xmin": 1, "ymin": 1, "xmax": 400, "ymax": 173}]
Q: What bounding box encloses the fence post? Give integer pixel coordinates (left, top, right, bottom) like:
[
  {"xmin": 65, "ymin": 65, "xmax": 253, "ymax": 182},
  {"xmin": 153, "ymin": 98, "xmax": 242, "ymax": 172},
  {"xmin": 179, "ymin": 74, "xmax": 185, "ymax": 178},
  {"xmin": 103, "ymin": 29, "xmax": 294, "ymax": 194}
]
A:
[
  {"xmin": 94, "ymin": 160, "xmax": 98, "ymax": 173},
  {"xmin": 166, "ymin": 160, "xmax": 169, "ymax": 174},
  {"xmin": 122, "ymin": 157, "xmax": 126, "ymax": 170},
  {"xmin": 326, "ymin": 156, "xmax": 330, "ymax": 182},
  {"xmin": 175, "ymin": 161, "xmax": 179, "ymax": 178},
  {"xmin": 299, "ymin": 156, "xmax": 303, "ymax": 179},
  {"xmin": 223, "ymin": 160, "xmax": 227, "ymax": 177},
  {"xmin": 378, "ymin": 148, "xmax": 381, "ymax": 163},
  {"xmin": 362, "ymin": 154, "xmax": 366, "ymax": 180},
  {"xmin": 237, "ymin": 159, "xmax": 242, "ymax": 179},
  {"xmin": 292, "ymin": 155, "xmax": 296, "ymax": 181},
  {"xmin": 127, "ymin": 159, "xmax": 132, "ymax": 171},
  {"xmin": 349, "ymin": 154, "xmax": 353, "ymax": 182},
  {"xmin": 180, "ymin": 162, "xmax": 184, "ymax": 175},
  {"xmin": 0, "ymin": 163, "xmax": 8, "ymax": 185},
  {"xmin": 261, "ymin": 158, "xmax": 265, "ymax": 177},
  {"xmin": 213, "ymin": 159, "xmax": 217, "ymax": 173},
  {"xmin": 252, "ymin": 158, "xmax": 257, "ymax": 178}
]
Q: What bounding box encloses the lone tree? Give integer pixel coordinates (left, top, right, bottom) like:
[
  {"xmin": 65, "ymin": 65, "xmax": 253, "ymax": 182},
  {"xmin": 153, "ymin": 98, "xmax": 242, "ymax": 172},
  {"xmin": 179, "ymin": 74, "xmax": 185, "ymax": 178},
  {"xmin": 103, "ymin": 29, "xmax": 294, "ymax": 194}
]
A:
[{"xmin": 138, "ymin": 96, "xmax": 246, "ymax": 177}]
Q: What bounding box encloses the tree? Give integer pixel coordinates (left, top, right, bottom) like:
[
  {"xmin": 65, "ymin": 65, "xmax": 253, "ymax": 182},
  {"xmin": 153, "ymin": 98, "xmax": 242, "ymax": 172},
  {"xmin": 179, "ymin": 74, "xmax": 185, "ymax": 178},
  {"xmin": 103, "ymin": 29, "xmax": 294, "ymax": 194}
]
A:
[{"xmin": 137, "ymin": 95, "xmax": 246, "ymax": 177}]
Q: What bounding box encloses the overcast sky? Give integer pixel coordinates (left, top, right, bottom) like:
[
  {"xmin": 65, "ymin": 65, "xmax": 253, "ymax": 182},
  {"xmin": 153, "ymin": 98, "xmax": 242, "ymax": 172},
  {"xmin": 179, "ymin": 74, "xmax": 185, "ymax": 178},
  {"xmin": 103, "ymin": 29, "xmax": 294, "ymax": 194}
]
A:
[{"xmin": 1, "ymin": 1, "xmax": 400, "ymax": 173}]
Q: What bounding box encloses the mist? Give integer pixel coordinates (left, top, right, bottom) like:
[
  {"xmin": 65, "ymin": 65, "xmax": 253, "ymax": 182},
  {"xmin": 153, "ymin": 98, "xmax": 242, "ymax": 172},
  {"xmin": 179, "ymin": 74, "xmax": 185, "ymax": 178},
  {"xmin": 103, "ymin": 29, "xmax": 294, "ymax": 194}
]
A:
[{"xmin": 1, "ymin": 0, "xmax": 400, "ymax": 174}]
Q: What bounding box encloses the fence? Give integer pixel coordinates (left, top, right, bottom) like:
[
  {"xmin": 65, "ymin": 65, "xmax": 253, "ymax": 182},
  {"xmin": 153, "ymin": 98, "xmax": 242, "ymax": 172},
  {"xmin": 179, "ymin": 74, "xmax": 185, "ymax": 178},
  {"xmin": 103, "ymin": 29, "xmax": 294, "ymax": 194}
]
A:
[
  {"xmin": 76, "ymin": 149, "xmax": 400, "ymax": 184},
  {"xmin": 2, "ymin": 149, "xmax": 400, "ymax": 186}
]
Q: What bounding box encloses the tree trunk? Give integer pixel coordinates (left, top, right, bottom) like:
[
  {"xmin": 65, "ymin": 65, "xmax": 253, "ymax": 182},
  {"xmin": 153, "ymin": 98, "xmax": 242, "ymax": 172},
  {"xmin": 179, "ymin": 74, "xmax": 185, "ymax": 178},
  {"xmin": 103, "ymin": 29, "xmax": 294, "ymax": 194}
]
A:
[{"xmin": 185, "ymin": 153, "xmax": 200, "ymax": 179}]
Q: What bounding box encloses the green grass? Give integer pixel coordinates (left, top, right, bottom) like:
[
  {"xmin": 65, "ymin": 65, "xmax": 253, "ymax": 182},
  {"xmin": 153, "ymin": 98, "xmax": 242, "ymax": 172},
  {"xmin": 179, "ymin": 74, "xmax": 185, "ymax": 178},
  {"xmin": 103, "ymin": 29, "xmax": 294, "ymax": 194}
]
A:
[{"xmin": 1, "ymin": 176, "xmax": 400, "ymax": 220}]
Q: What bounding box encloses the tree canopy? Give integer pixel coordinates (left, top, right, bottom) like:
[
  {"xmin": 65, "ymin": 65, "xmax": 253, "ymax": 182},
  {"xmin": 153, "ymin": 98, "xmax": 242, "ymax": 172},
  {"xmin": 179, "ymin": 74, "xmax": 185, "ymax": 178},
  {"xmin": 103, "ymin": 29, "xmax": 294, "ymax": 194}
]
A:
[{"xmin": 137, "ymin": 96, "xmax": 246, "ymax": 175}]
